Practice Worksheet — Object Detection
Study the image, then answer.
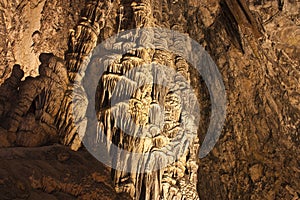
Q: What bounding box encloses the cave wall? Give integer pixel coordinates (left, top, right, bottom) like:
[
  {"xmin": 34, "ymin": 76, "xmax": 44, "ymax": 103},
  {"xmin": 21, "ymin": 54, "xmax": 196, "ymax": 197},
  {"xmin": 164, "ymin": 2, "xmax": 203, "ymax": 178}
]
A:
[
  {"xmin": 0, "ymin": 0, "xmax": 299, "ymax": 199},
  {"xmin": 0, "ymin": 0, "xmax": 85, "ymax": 83}
]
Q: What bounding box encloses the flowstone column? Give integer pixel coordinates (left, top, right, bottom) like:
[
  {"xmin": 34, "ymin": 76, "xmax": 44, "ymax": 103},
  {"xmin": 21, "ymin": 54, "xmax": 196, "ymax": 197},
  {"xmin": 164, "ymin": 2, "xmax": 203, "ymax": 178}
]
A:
[
  {"xmin": 67, "ymin": 0, "xmax": 205, "ymax": 199},
  {"xmin": 57, "ymin": 0, "xmax": 113, "ymax": 150},
  {"xmin": 95, "ymin": 47, "xmax": 200, "ymax": 200},
  {"xmin": 91, "ymin": 1, "xmax": 201, "ymax": 199}
]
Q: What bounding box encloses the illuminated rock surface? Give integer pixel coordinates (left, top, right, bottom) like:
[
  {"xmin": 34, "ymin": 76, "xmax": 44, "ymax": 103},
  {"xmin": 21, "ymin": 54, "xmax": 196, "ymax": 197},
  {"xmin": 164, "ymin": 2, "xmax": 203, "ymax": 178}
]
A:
[{"xmin": 0, "ymin": 0, "xmax": 299, "ymax": 199}]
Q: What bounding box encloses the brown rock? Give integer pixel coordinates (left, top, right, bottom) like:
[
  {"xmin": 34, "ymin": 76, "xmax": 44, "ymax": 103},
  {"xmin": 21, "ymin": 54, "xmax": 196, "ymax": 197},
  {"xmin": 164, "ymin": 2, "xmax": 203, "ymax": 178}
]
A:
[
  {"xmin": 249, "ymin": 164, "xmax": 264, "ymax": 182},
  {"xmin": 0, "ymin": 0, "xmax": 299, "ymax": 199},
  {"xmin": 0, "ymin": 145, "xmax": 123, "ymax": 200}
]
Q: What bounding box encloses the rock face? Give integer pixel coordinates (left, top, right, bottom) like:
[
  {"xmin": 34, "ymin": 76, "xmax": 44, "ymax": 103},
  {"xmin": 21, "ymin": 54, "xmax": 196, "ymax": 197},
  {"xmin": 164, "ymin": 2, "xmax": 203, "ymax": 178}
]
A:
[
  {"xmin": 0, "ymin": 0, "xmax": 86, "ymax": 83},
  {"xmin": 0, "ymin": 0, "xmax": 299, "ymax": 200}
]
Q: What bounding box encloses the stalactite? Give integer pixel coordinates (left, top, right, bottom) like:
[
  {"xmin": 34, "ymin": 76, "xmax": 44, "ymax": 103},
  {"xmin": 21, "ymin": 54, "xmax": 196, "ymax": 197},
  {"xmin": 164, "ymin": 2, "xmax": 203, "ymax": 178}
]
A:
[
  {"xmin": 97, "ymin": 49, "xmax": 200, "ymax": 200},
  {"xmin": 90, "ymin": 1, "xmax": 201, "ymax": 199}
]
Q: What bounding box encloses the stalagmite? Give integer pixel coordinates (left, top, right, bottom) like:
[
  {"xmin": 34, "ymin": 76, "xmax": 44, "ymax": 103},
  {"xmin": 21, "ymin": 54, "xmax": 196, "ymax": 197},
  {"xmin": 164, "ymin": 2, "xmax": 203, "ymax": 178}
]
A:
[
  {"xmin": 58, "ymin": 0, "xmax": 113, "ymax": 150},
  {"xmin": 0, "ymin": 65, "xmax": 24, "ymax": 119}
]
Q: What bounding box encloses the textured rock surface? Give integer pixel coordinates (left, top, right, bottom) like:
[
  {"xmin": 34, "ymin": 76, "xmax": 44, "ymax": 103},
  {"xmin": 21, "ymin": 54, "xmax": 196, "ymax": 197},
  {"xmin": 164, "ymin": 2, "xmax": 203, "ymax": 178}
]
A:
[
  {"xmin": 0, "ymin": 0, "xmax": 299, "ymax": 199},
  {"xmin": 0, "ymin": 53, "xmax": 68, "ymax": 147},
  {"xmin": 57, "ymin": 0, "xmax": 113, "ymax": 151},
  {"xmin": 0, "ymin": 0, "xmax": 85, "ymax": 83},
  {"xmin": 87, "ymin": 1, "xmax": 202, "ymax": 199},
  {"xmin": 95, "ymin": 49, "xmax": 200, "ymax": 199},
  {"xmin": 0, "ymin": 144, "xmax": 131, "ymax": 200}
]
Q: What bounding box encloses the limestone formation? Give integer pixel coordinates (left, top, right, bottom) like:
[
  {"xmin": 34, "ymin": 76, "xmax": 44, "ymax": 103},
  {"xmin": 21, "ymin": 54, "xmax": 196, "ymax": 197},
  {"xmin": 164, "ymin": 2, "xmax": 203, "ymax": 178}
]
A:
[
  {"xmin": 95, "ymin": 48, "xmax": 200, "ymax": 199},
  {"xmin": 0, "ymin": 53, "xmax": 68, "ymax": 147},
  {"xmin": 0, "ymin": 64, "xmax": 24, "ymax": 118},
  {"xmin": 0, "ymin": 0, "xmax": 299, "ymax": 199},
  {"xmin": 57, "ymin": 0, "xmax": 113, "ymax": 151},
  {"xmin": 0, "ymin": 0, "xmax": 113, "ymax": 150},
  {"xmin": 91, "ymin": 2, "xmax": 201, "ymax": 199}
]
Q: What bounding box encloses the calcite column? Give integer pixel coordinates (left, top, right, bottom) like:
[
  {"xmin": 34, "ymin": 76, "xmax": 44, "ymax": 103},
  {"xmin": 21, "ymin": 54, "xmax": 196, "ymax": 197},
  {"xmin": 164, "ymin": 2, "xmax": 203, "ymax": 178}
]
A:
[
  {"xmin": 93, "ymin": 0, "xmax": 201, "ymax": 199},
  {"xmin": 56, "ymin": 0, "xmax": 113, "ymax": 150}
]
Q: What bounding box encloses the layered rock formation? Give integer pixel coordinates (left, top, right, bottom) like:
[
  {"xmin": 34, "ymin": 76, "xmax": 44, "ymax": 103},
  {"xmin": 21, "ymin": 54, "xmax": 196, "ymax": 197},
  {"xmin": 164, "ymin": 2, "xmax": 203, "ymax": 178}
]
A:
[{"xmin": 0, "ymin": 0, "xmax": 299, "ymax": 199}]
